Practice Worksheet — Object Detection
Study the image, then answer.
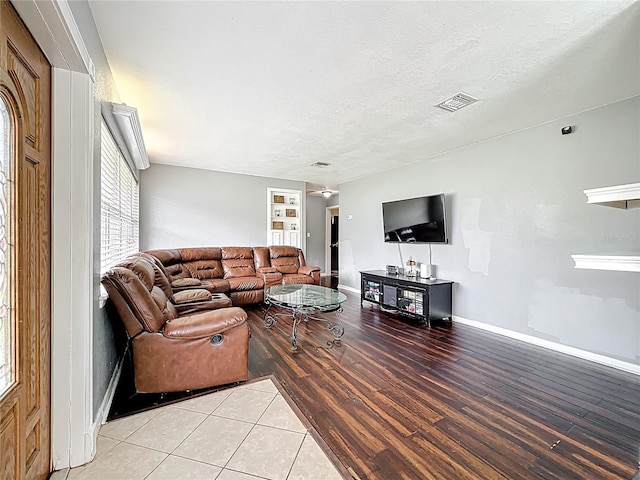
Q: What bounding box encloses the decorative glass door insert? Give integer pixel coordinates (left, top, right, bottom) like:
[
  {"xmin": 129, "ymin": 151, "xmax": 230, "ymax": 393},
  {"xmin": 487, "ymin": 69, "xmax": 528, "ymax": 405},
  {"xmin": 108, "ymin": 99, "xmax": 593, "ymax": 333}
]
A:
[{"xmin": 0, "ymin": 97, "xmax": 13, "ymax": 397}]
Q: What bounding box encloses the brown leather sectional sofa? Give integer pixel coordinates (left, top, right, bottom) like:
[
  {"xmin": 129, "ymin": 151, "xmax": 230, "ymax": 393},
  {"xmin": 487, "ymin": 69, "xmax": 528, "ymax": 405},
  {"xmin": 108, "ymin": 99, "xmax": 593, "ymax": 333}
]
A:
[
  {"xmin": 145, "ymin": 246, "xmax": 321, "ymax": 306},
  {"xmin": 101, "ymin": 245, "xmax": 320, "ymax": 393}
]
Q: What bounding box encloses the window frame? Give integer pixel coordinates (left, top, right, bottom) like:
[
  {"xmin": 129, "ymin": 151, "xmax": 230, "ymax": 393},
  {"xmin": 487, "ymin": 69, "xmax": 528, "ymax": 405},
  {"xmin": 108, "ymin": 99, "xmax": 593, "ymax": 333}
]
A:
[{"xmin": 0, "ymin": 94, "xmax": 15, "ymax": 396}]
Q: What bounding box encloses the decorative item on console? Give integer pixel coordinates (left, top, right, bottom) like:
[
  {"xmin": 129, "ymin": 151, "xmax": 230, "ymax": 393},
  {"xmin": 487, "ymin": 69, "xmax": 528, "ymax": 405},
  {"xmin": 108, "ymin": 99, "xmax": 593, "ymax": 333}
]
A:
[
  {"xmin": 420, "ymin": 263, "xmax": 431, "ymax": 278},
  {"xmin": 406, "ymin": 257, "xmax": 417, "ymax": 277}
]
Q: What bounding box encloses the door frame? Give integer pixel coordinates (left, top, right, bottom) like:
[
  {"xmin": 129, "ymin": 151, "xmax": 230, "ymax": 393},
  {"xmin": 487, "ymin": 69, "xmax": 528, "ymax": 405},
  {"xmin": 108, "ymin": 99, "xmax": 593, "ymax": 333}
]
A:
[
  {"xmin": 11, "ymin": 0, "xmax": 96, "ymax": 470},
  {"xmin": 325, "ymin": 205, "xmax": 338, "ymax": 276}
]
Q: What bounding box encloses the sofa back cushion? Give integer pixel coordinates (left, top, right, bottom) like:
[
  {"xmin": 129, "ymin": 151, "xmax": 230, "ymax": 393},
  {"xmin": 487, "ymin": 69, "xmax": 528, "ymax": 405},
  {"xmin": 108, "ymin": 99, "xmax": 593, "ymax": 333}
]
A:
[
  {"xmin": 221, "ymin": 247, "xmax": 256, "ymax": 279},
  {"xmin": 178, "ymin": 247, "xmax": 222, "ymax": 262},
  {"xmin": 268, "ymin": 246, "xmax": 301, "ymax": 274},
  {"xmin": 145, "ymin": 249, "xmax": 192, "ymax": 280},
  {"xmin": 121, "ymin": 256, "xmax": 178, "ymax": 323},
  {"xmin": 103, "ymin": 257, "xmax": 175, "ymax": 334},
  {"xmin": 138, "ymin": 253, "xmax": 173, "ymax": 298},
  {"xmin": 184, "ymin": 261, "xmax": 224, "ymax": 280},
  {"xmin": 176, "ymin": 247, "xmax": 224, "ymax": 280},
  {"xmin": 145, "ymin": 248, "xmax": 181, "ymax": 266}
]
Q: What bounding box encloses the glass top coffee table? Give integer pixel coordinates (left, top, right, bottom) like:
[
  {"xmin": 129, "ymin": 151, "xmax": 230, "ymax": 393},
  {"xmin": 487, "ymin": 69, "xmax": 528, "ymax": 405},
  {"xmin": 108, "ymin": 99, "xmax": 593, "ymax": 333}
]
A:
[{"xmin": 263, "ymin": 284, "xmax": 347, "ymax": 350}]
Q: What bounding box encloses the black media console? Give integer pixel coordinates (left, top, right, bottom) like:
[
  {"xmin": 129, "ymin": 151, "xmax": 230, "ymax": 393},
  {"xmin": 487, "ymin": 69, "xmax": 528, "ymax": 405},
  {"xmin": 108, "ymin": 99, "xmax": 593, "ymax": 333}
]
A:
[{"xmin": 360, "ymin": 270, "xmax": 453, "ymax": 326}]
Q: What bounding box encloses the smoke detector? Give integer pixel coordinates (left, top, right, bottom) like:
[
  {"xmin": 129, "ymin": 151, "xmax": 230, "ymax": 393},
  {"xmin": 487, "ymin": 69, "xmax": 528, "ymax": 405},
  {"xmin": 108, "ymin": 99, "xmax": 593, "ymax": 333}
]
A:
[
  {"xmin": 435, "ymin": 92, "xmax": 479, "ymax": 112},
  {"xmin": 311, "ymin": 162, "xmax": 331, "ymax": 168}
]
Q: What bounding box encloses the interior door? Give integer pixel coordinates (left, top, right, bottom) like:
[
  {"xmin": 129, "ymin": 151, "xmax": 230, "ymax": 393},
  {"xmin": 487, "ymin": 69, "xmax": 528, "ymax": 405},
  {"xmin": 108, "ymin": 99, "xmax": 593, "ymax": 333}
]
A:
[
  {"xmin": 0, "ymin": 2, "xmax": 52, "ymax": 479},
  {"xmin": 330, "ymin": 214, "xmax": 339, "ymax": 274}
]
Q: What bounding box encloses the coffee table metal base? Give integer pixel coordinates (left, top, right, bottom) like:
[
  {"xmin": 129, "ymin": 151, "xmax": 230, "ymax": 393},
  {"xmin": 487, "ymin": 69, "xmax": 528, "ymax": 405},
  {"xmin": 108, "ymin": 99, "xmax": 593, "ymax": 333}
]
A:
[{"xmin": 263, "ymin": 302, "xmax": 345, "ymax": 350}]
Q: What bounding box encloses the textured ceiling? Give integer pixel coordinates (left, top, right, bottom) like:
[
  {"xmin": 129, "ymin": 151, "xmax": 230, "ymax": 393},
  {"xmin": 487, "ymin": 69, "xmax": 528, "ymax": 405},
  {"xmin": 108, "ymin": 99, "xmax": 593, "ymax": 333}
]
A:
[{"xmin": 88, "ymin": 1, "xmax": 640, "ymax": 191}]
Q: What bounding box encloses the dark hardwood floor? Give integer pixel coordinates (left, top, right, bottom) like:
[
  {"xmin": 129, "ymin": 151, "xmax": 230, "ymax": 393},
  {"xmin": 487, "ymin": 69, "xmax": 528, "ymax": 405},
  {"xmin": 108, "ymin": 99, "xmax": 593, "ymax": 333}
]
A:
[{"xmin": 246, "ymin": 281, "xmax": 640, "ymax": 480}]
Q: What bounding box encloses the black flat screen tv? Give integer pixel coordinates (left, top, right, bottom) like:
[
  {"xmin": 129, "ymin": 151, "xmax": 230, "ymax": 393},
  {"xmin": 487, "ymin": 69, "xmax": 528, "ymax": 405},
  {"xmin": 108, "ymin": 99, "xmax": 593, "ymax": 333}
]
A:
[{"xmin": 382, "ymin": 193, "xmax": 448, "ymax": 244}]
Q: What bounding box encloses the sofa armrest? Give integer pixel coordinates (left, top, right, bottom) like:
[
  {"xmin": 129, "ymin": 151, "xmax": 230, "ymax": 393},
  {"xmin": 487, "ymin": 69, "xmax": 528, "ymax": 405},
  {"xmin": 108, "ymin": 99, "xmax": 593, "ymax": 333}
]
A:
[
  {"xmin": 257, "ymin": 270, "xmax": 282, "ymax": 289},
  {"xmin": 298, "ymin": 265, "xmax": 320, "ymax": 275},
  {"xmin": 173, "ymin": 289, "xmax": 211, "ymax": 304},
  {"xmin": 171, "ymin": 278, "xmax": 202, "ymax": 290},
  {"xmin": 257, "ymin": 267, "xmax": 277, "ymax": 274},
  {"xmin": 163, "ymin": 307, "xmax": 247, "ymax": 340}
]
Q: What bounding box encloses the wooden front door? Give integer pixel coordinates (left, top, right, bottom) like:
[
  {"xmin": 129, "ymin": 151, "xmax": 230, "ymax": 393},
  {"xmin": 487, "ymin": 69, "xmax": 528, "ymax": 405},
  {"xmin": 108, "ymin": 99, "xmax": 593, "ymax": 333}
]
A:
[{"xmin": 0, "ymin": 1, "xmax": 51, "ymax": 479}]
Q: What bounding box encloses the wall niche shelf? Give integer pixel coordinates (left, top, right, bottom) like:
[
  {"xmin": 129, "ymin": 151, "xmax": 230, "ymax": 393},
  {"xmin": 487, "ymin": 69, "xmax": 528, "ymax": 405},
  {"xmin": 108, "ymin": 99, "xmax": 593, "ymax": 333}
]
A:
[
  {"xmin": 267, "ymin": 187, "xmax": 301, "ymax": 248},
  {"xmin": 572, "ymin": 182, "xmax": 640, "ymax": 272}
]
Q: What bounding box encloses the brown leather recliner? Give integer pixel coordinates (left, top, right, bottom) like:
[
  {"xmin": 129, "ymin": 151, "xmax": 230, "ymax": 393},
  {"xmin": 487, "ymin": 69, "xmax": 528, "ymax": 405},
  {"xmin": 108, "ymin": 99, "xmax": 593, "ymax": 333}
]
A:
[
  {"xmin": 137, "ymin": 252, "xmax": 232, "ymax": 315},
  {"xmin": 101, "ymin": 255, "xmax": 249, "ymax": 393}
]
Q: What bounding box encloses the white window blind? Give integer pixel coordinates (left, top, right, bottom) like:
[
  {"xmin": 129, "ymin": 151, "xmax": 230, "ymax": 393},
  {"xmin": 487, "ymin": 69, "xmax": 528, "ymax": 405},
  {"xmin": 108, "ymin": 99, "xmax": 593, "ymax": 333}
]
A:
[{"xmin": 100, "ymin": 120, "xmax": 139, "ymax": 274}]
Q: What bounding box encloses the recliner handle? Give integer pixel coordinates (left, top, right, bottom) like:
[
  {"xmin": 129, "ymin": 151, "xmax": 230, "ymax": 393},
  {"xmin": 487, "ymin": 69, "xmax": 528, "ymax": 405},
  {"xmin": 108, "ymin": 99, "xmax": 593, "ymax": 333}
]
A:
[{"xmin": 210, "ymin": 333, "xmax": 224, "ymax": 345}]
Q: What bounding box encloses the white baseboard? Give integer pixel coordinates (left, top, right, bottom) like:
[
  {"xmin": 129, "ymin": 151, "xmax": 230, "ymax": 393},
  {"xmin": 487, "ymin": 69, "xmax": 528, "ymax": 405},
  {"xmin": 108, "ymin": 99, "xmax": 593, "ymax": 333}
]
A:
[
  {"xmin": 343, "ymin": 283, "xmax": 640, "ymax": 375},
  {"xmin": 453, "ymin": 315, "xmax": 640, "ymax": 376},
  {"xmin": 88, "ymin": 352, "xmax": 126, "ymax": 454},
  {"xmin": 338, "ymin": 284, "xmax": 360, "ymax": 294}
]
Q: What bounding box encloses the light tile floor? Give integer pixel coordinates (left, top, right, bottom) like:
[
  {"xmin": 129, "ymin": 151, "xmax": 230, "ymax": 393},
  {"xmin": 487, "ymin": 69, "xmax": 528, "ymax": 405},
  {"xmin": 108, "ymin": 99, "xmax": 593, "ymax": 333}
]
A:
[{"xmin": 67, "ymin": 379, "xmax": 343, "ymax": 480}]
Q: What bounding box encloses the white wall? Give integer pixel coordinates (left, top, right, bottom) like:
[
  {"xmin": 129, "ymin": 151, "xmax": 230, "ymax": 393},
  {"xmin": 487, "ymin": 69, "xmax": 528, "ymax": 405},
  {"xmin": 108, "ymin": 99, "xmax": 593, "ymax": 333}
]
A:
[
  {"xmin": 140, "ymin": 164, "xmax": 306, "ymax": 249},
  {"xmin": 339, "ymin": 97, "xmax": 640, "ymax": 365}
]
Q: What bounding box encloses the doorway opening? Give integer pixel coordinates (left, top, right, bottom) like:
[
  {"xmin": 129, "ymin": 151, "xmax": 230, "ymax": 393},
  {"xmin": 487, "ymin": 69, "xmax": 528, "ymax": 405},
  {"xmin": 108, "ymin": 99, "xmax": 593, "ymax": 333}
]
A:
[{"xmin": 325, "ymin": 206, "xmax": 339, "ymax": 288}]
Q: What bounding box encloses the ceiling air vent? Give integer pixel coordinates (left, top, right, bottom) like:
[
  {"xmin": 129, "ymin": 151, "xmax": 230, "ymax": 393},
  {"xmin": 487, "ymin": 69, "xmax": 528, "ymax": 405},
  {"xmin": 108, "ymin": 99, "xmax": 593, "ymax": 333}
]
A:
[
  {"xmin": 311, "ymin": 162, "xmax": 331, "ymax": 168},
  {"xmin": 435, "ymin": 92, "xmax": 479, "ymax": 112}
]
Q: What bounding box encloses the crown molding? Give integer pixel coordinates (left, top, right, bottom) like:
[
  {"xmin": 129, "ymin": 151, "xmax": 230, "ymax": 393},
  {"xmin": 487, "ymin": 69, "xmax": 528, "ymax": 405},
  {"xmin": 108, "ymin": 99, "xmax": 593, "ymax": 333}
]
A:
[{"xmin": 111, "ymin": 102, "xmax": 149, "ymax": 170}]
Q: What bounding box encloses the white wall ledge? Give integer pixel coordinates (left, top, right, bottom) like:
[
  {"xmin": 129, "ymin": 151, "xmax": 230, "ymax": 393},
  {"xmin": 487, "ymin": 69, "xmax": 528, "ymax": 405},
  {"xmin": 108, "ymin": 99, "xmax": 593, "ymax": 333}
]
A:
[
  {"xmin": 571, "ymin": 253, "xmax": 640, "ymax": 272},
  {"xmin": 584, "ymin": 182, "xmax": 640, "ymax": 209}
]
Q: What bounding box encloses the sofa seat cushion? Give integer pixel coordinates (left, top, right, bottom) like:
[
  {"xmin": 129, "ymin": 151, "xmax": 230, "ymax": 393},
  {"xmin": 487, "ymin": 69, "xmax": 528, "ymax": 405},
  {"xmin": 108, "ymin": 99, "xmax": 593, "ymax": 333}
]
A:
[
  {"xmin": 201, "ymin": 278, "xmax": 230, "ymax": 293},
  {"xmin": 163, "ymin": 307, "xmax": 247, "ymax": 339},
  {"xmin": 231, "ymin": 289, "xmax": 263, "ymax": 306},
  {"xmin": 227, "ymin": 276, "xmax": 264, "ymax": 291},
  {"xmin": 281, "ymin": 274, "xmax": 316, "ymax": 285}
]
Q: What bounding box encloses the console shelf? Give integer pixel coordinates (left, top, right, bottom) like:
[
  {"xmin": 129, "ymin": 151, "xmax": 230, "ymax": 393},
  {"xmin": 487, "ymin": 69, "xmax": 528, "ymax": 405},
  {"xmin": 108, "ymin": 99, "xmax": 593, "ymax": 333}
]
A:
[{"xmin": 360, "ymin": 270, "xmax": 453, "ymax": 326}]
